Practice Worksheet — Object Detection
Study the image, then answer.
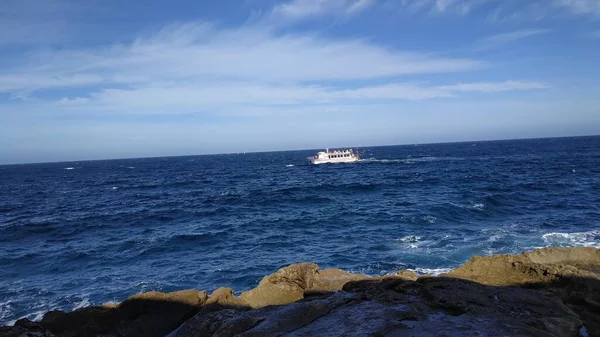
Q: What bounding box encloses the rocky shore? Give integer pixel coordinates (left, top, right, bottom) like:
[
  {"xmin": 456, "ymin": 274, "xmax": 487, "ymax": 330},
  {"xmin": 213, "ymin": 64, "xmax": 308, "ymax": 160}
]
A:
[{"xmin": 2, "ymin": 247, "xmax": 599, "ymax": 337}]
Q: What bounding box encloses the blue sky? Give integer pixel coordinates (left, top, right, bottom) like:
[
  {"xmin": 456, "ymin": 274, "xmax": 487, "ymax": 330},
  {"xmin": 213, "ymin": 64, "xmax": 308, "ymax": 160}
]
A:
[{"xmin": 0, "ymin": 0, "xmax": 599, "ymax": 164}]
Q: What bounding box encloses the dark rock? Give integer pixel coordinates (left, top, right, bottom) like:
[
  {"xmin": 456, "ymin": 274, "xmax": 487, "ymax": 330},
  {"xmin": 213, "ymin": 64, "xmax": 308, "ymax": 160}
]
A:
[
  {"xmin": 447, "ymin": 247, "xmax": 600, "ymax": 336},
  {"xmin": 0, "ymin": 318, "xmax": 55, "ymax": 337},
  {"xmin": 3, "ymin": 248, "xmax": 600, "ymax": 337},
  {"xmin": 40, "ymin": 289, "xmax": 207, "ymax": 337}
]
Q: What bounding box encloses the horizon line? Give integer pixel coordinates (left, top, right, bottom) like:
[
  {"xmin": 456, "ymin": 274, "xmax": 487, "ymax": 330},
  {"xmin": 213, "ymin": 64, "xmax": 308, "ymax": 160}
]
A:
[{"xmin": 2, "ymin": 134, "xmax": 598, "ymax": 166}]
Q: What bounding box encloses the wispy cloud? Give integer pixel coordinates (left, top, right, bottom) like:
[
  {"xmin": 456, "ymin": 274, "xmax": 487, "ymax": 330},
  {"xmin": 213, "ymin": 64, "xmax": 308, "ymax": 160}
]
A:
[
  {"xmin": 46, "ymin": 79, "xmax": 549, "ymax": 117},
  {"xmin": 439, "ymin": 80, "xmax": 549, "ymax": 93},
  {"xmin": 553, "ymin": 0, "xmax": 600, "ymax": 15},
  {"xmin": 346, "ymin": 0, "xmax": 375, "ymax": 14},
  {"xmin": 268, "ymin": 0, "xmax": 375, "ymax": 23},
  {"xmin": 396, "ymin": 0, "xmax": 490, "ymax": 16},
  {"xmin": 475, "ymin": 29, "xmax": 550, "ymax": 50},
  {"xmin": 0, "ymin": 22, "xmax": 482, "ymax": 95},
  {"xmin": 393, "ymin": 0, "xmax": 600, "ymax": 21},
  {"xmin": 0, "ymin": 74, "xmax": 103, "ymax": 95},
  {"xmin": 0, "ymin": 18, "xmax": 551, "ymax": 117}
]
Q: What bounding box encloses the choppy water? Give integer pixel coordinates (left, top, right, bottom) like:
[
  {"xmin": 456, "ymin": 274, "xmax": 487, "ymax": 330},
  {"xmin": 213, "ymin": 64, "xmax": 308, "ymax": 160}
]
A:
[{"xmin": 1, "ymin": 136, "xmax": 599, "ymax": 325}]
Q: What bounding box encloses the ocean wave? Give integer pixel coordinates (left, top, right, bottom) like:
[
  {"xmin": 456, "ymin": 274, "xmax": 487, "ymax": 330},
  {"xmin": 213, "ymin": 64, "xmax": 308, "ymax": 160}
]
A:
[
  {"xmin": 1, "ymin": 137, "xmax": 599, "ymax": 326},
  {"xmin": 360, "ymin": 156, "xmax": 464, "ymax": 165},
  {"xmin": 212, "ymin": 183, "xmax": 380, "ymax": 206},
  {"xmin": 0, "ymin": 300, "xmax": 13, "ymax": 322},
  {"xmin": 72, "ymin": 297, "xmax": 91, "ymax": 310},
  {"xmin": 472, "ymin": 203, "xmax": 485, "ymax": 210},
  {"xmin": 423, "ymin": 216, "xmax": 437, "ymax": 224},
  {"xmin": 167, "ymin": 232, "xmax": 229, "ymax": 246},
  {"xmin": 541, "ymin": 230, "xmax": 600, "ymax": 248},
  {"xmin": 397, "ymin": 235, "xmax": 421, "ymax": 243},
  {"xmin": 409, "ymin": 268, "xmax": 452, "ymax": 276}
]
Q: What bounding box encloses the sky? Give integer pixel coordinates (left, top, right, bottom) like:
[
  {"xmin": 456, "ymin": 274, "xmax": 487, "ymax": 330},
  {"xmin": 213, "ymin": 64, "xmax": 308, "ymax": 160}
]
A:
[{"xmin": 0, "ymin": 0, "xmax": 599, "ymax": 164}]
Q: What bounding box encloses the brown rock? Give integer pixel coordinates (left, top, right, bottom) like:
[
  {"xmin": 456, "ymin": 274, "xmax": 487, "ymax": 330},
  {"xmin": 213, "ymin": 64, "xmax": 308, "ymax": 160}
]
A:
[
  {"xmin": 396, "ymin": 270, "xmax": 419, "ymax": 281},
  {"xmin": 240, "ymin": 263, "xmax": 319, "ymax": 308},
  {"xmin": 5, "ymin": 248, "xmax": 600, "ymax": 337},
  {"xmin": 203, "ymin": 288, "xmax": 250, "ymax": 312},
  {"xmin": 309, "ymin": 268, "xmax": 371, "ymax": 292},
  {"xmin": 447, "ymin": 247, "xmax": 600, "ymax": 287},
  {"xmin": 446, "ymin": 247, "xmax": 600, "ymax": 336}
]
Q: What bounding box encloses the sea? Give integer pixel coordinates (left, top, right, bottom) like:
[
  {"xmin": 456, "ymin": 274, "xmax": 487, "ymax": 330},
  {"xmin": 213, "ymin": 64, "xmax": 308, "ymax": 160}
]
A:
[{"xmin": 1, "ymin": 136, "xmax": 599, "ymax": 326}]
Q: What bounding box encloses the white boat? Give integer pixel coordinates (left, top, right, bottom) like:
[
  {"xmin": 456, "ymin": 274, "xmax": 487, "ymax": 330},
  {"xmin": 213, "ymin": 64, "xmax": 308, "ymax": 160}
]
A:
[{"xmin": 308, "ymin": 148, "xmax": 360, "ymax": 164}]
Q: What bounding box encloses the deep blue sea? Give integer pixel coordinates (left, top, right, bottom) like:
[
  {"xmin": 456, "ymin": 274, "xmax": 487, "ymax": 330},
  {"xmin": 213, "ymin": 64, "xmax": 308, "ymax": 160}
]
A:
[{"xmin": 1, "ymin": 136, "xmax": 600, "ymax": 325}]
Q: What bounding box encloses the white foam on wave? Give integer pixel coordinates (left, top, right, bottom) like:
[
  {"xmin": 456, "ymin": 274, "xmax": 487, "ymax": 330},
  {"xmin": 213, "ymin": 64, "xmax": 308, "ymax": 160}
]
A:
[
  {"xmin": 409, "ymin": 268, "xmax": 452, "ymax": 276},
  {"xmin": 361, "ymin": 156, "xmax": 465, "ymax": 164},
  {"xmin": 450, "ymin": 202, "xmax": 485, "ymax": 211},
  {"xmin": 359, "ymin": 158, "xmax": 401, "ymax": 164},
  {"xmin": 542, "ymin": 230, "xmax": 600, "ymax": 248},
  {"xmin": 72, "ymin": 297, "xmax": 91, "ymax": 310},
  {"xmin": 112, "ymin": 186, "xmax": 119, "ymax": 190},
  {"xmin": 396, "ymin": 235, "xmax": 421, "ymax": 243},
  {"xmin": 423, "ymin": 216, "xmax": 437, "ymax": 224},
  {"xmin": 31, "ymin": 310, "xmax": 46, "ymax": 322},
  {"xmin": 0, "ymin": 300, "xmax": 13, "ymax": 322},
  {"xmin": 285, "ymin": 164, "xmax": 295, "ymax": 167},
  {"xmin": 64, "ymin": 167, "xmax": 75, "ymax": 170},
  {"xmin": 9, "ymin": 310, "xmax": 47, "ymax": 324}
]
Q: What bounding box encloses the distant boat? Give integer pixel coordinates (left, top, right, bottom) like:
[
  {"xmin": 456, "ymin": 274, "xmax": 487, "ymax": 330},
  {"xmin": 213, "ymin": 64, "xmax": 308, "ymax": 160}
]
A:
[{"xmin": 308, "ymin": 148, "xmax": 360, "ymax": 165}]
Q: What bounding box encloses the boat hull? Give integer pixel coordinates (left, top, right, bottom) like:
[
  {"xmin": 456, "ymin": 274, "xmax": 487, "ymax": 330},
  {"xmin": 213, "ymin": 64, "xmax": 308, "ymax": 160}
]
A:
[{"xmin": 309, "ymin": 157, "xmax": 359, "ymax": 165}]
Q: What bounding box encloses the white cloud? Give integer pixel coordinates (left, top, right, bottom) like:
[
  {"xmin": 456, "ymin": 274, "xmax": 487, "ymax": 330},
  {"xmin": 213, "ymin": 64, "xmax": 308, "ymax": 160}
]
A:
[
  {"xmin": 476, "ymin": 29, "xmax": 550, "ymax": 49},
  {"xmin": 439, "ymin": 80, "xmax": 549, "ymax": 92},
  {"xmin": 346, "ymin": 0, "xmax": 375, "ymax": 14},
  {"xmin": 396, "ymin": 0, "xmax": 489, "ymax": 16},
  {"xmin": 48, "ymin": 80, "xmax": 548, "ymax": 116},
  {"xmin": 0, "ymin": 21, "xmax": 482, "ymax": 96},
  {"xmin": 0, "ymin": 19, "xmax": 551, "ymax": 117},
  {"xmin": 393, "ymin": 0, "xmax": 600, "ymax": 21},
  {"xmin": 553, "ymin": 0, "xmax": 600, "ymax": 15},
  {"xmin": 269, "ymin": 0, "xmax": 375, "ymax": 22},
  {"xmin": 0, "ymin": 74, "xmax": 103, "ymax": 94}
]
